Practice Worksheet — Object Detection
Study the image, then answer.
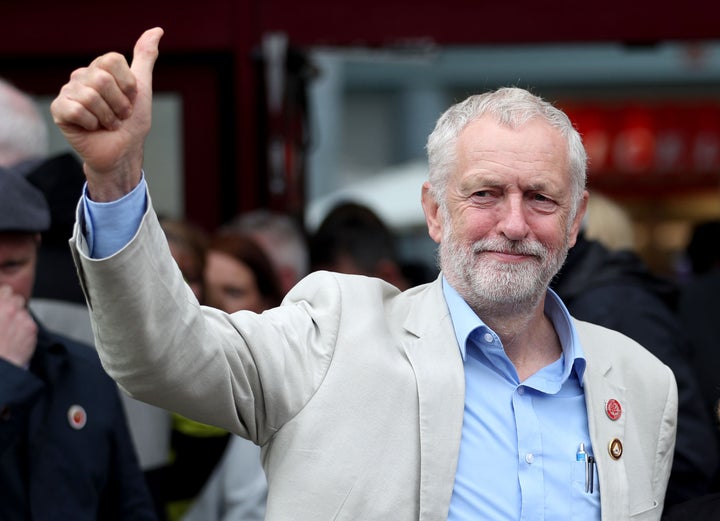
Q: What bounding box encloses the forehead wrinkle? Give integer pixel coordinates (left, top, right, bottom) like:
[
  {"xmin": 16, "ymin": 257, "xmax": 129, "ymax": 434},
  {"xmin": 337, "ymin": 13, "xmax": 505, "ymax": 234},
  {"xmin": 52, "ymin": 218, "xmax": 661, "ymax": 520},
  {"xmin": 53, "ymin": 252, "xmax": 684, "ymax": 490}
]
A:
[
  {"xmin": 460, "ymin": 143, "xmax": 560, "ymax": 173},
  {"xmin": 458, "ymin": 119, "xmax": 567, "ymax": 164},
  {"xmin": 455, "ymin": 162, "xmax": 562, "ymax": 193}
]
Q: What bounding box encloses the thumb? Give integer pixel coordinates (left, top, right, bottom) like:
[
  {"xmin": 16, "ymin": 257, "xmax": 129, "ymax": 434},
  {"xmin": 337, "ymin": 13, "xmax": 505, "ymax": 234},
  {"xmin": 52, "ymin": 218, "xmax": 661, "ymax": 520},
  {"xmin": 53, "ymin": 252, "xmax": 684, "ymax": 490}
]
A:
[{"xmin": 130, "ymin": 27, "xmax": 164, "ymax": 86}]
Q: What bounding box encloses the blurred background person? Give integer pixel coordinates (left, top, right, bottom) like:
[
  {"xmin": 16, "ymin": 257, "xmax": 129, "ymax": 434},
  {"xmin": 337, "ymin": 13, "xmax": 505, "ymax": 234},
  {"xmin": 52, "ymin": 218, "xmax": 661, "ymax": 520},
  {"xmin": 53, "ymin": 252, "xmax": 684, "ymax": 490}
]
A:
[
  {"xmin": 551, "ymin": 192, "xmax": 718, "ymax": 506},
  {"xmin": 221, "ymin": 209, "xmax": 310, "ymax": 295},
  {"xmin": 677, "ymin": 219, "xmax": 720, "ymax": 492},
  {"xmin": 161, "ymin": 217, "xmax": 208, "ymax": 302},
  {"xmin": 179, "ymin": 230, "xmax": 284, "ymax": 521},
  {"xmin": 662, "ymin": 403, "xmax": 720, "ymax": 520},
  {"xmin": 662, "ymin": 486, "xmax": 720, "ymax": 520},
  {"xmin": 0, "ymin": 75, "xmax": 172, "ymax": 519},
  {"xmin": 204, "ymin": 231, "xmax": 285, "ymax": 314},
  {"xmin": 0, "ymin": 77, "xmax": 47, "ymax": 169},
  {"xmin": 582, "ymin": 191, "xmax": 637, "ymax": 252},
  {"xmin": 0, "ymin": 77, "xmax": 89, "ymax": 337},
  {"xmin": 25, "ymin": 153, "xmax": 91, "ymax": 340},
  {"xmin": 309, "ymin": 201, "xmax": 425, "ymax": 290},
  {"xmin": 0, "ymin": 165, "xmax": 158, "ymax": 520}
]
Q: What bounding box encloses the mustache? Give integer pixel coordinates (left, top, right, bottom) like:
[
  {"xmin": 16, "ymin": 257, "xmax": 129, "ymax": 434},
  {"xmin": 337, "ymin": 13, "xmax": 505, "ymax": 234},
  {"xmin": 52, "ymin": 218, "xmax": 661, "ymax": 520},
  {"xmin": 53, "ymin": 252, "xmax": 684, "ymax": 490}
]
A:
[{"xmin": 471, "ymin": 237, "xmax": 547, "ymax": 258}]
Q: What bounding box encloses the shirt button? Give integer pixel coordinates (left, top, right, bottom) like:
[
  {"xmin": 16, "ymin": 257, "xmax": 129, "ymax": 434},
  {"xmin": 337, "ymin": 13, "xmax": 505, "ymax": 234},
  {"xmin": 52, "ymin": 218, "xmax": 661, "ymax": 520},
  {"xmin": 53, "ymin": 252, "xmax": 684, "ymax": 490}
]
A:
[
  {"xmin": 525, "ymin": 453, "xmax": 535, "ymax": 464},
  {"xmin": 483, "ymin": 332, "xmax": 493, "ymax": 343},
  {"xmin": 517, "ymin": 387, "xmax": 525, "ymax": 395}
]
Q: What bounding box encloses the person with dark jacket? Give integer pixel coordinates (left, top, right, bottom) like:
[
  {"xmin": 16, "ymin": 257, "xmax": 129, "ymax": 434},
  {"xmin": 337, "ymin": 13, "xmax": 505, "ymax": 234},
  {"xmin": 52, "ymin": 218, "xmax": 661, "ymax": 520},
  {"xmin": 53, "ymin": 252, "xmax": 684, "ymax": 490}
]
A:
[
  {"xmin": 677, "ymin": 220, "xmax": 720, "ymax": 490},
  {"xmin": 551, "ymin": 231, "xmax": 719, "ymax": 507},
  {"xmin": 0, "ymin": 165, "xmax": 158, "ymax": 520}
]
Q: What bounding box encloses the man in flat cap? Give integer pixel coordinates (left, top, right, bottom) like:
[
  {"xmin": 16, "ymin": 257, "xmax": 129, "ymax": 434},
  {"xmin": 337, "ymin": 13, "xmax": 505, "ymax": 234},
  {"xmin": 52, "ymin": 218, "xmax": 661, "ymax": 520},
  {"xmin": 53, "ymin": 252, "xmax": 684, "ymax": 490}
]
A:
[
  {"xmin": 0, "ymin": 166, "xmax": 158, "ymax": 521},
  {"xmin": 0, "ymin": 77, "xmax": 174, "ymax": 519}
]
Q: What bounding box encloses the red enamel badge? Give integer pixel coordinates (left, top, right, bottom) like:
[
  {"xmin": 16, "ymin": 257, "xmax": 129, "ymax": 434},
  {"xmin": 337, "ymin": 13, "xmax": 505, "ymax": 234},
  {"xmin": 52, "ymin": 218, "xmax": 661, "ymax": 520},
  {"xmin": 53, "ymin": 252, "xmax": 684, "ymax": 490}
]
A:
[{"xmin": 605, "ymin": 399, "xmax": 622, "ymax": 420}]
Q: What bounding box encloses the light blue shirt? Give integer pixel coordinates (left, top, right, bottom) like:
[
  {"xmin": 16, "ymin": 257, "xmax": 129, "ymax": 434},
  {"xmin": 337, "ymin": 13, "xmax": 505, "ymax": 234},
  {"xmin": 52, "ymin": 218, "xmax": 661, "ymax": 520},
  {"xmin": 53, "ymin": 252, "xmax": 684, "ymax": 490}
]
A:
[
  {"xmin": 444, "ymin": 279, "xmax": 601, "ymax": 521},
  {"xmin": 81, "ymin": 177, "xmax": 601, "ymax": 519}
]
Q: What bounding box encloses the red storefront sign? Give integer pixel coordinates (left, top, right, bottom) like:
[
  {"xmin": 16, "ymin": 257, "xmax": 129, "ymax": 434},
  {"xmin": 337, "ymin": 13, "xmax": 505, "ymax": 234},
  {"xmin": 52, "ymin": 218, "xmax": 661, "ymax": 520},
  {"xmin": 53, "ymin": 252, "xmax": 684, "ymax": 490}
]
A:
[{"xmin": 561, "ymin": 101, "xmax": 720, "ymax": 179}]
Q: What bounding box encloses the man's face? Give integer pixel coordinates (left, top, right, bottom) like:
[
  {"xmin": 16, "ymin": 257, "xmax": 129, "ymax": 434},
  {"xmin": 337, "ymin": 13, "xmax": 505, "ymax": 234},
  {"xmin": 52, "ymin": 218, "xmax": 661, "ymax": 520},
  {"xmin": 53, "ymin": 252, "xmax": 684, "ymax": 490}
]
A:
[
  {"xmin": 0, "ymin": 232, "xmax": 38, "ymax": 302},
  {"xmin": 422, "ymin": 116, "xmax": 587, "ymax": 314}
]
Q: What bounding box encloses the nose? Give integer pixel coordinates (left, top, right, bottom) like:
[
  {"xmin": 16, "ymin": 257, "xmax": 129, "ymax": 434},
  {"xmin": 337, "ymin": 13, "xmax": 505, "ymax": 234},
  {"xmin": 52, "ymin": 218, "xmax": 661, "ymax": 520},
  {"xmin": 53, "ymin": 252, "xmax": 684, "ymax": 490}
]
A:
[{"xmin": 497, "ymin": 195, "xmax": 530, "ymax": 241}]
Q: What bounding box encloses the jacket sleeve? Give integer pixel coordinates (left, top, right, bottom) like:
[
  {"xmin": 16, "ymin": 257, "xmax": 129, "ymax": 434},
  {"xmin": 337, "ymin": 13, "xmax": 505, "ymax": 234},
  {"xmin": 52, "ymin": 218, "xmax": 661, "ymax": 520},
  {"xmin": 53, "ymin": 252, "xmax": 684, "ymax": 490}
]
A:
[{"xmin": 70, "ymin": 196, "xmax": 338, "ymax": 446}]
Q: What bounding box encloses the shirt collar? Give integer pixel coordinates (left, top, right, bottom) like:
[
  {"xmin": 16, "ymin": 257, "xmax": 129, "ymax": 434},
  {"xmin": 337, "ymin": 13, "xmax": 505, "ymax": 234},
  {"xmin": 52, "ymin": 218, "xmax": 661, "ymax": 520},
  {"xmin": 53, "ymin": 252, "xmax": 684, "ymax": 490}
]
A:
[{"xmin": 441, "ymin": 275, "xmax": 587, "ymax": 385}]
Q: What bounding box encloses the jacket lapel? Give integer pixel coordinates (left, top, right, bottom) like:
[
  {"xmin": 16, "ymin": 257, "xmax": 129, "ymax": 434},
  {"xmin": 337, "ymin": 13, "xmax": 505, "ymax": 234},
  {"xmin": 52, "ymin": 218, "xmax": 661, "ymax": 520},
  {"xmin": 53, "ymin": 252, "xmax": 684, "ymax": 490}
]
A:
[
  {"xmin": 577, "ymin": 320, "xmax": 630, "ymax": 521},
  {"xmin": 402, "ymin": 279, "xmax": 465, "ymax": 520}
]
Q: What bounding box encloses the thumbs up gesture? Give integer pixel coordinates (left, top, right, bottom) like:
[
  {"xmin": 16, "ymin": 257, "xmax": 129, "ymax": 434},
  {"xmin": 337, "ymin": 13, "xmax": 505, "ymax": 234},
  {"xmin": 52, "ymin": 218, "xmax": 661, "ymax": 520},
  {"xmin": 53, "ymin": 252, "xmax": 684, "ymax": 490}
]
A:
[{"xmin": 50, "ymin": 28, "xmax": 164, "ymax": 202}]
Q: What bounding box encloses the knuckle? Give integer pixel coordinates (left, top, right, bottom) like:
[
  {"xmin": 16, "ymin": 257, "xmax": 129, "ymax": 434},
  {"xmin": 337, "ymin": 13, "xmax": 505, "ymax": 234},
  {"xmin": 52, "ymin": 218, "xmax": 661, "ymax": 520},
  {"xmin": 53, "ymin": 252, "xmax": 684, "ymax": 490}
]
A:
[
  {"xmin": 69, "ymin": 66, "xmax": 90, "ymax": 82},
  {"xmin": 89, "ymin": 68, "xmax": 116, "ymax": 91}
]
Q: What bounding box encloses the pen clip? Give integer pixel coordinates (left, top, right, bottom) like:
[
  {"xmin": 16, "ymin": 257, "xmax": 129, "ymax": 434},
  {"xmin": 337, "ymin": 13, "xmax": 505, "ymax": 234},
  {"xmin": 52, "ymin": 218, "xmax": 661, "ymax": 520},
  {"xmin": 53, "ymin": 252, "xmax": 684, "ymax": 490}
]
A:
[{"xmin": 586, "ymin": 455, "xmax": 595, "ymax": 494}]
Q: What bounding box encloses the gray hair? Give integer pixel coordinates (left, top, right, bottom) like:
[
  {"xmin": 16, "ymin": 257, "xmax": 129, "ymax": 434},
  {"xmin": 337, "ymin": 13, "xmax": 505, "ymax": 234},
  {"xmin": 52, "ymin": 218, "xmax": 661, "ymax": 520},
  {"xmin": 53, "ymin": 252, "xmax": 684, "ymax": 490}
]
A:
[
  {"xmin": 426, "ymin": 87, "xmax": 587, "ymax": 219},
  {"xmin": 0, "ymin": 78, "xmax": 49, "ymax": 167}
]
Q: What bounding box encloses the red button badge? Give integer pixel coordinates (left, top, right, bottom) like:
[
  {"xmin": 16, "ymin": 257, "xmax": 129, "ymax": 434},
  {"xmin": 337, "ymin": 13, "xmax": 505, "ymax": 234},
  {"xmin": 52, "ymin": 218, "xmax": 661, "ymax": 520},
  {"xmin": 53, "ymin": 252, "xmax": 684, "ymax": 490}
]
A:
[
  {"xmin": 606, "ymin": 399, "xmax": 622, "ymax": 421},
  {"xmin": 67, "ymin": 405, "xmax": 87, "ymax": 430}
]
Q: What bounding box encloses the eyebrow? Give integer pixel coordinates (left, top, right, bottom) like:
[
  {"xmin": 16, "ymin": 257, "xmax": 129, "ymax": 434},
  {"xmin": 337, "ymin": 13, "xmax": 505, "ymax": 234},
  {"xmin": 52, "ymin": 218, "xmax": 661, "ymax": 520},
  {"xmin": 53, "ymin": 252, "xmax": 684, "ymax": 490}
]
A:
[
  {"xmin": 522, "ymin": 181, "xmax": 554, "ymax": 193},
  {"xmin": 459, "ymin": 175, "xmax": 556, "ymax": 194}
]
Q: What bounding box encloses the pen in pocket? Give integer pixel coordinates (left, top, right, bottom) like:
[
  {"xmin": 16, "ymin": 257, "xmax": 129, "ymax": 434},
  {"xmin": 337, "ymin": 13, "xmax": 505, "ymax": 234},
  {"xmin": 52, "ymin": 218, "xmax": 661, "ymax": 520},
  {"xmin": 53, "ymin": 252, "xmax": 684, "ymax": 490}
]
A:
[{"xmin": 577, "ymin": 442, "xmax": 595, "ymax": 494}]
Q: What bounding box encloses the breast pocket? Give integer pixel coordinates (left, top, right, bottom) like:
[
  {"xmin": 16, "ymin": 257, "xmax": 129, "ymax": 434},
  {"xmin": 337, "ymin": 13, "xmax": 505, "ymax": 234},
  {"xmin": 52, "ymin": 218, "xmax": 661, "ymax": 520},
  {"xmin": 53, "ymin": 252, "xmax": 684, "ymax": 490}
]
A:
[{"xmin": 572, "ymin": 457, "xmax": 601, "ymax": 520}]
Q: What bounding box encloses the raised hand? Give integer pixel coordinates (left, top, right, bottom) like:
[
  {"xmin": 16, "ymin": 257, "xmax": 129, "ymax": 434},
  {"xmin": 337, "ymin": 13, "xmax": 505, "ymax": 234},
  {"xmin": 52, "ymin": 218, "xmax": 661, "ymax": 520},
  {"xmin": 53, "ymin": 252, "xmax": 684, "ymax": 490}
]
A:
[{"xmin": 50, "ymin": 27, "xmax": 164, "ymax": 202}]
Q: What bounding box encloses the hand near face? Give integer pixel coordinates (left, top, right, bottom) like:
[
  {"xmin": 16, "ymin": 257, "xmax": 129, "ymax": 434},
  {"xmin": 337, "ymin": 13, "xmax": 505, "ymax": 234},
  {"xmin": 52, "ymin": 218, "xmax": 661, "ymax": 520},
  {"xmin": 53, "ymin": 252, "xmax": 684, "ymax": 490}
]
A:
[
  {"xmin": 0, "ymin": 285, "xmax": 38, "ymax": 368},
  {"xmin": 50, "ymin": 27, "xmax": 164, "ymax": 202}
]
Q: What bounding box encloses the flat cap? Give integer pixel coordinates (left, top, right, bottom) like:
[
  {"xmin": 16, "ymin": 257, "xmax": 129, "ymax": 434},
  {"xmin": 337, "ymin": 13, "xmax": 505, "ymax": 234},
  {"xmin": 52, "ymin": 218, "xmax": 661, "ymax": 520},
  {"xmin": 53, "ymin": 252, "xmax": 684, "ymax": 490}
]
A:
[{"xmin": 0, "ymin": 165, "xmax": 50, "ymax": 233}]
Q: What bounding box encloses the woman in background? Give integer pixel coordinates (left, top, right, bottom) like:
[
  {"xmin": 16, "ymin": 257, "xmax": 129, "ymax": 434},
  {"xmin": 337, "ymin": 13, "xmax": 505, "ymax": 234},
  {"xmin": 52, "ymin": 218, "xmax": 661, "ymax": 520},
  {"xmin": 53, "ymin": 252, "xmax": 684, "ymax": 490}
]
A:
[{"xmin": 204, "ymin": 231, "xmax": 284, "ymax": 315}]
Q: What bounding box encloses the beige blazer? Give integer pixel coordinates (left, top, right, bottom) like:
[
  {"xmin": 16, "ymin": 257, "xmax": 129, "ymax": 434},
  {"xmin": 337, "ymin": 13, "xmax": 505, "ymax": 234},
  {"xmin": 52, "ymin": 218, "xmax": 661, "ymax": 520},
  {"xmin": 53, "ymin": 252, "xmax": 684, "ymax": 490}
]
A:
[{"xmin": 70, "ymin": 201, "xmax": 677, "ymax": 521}]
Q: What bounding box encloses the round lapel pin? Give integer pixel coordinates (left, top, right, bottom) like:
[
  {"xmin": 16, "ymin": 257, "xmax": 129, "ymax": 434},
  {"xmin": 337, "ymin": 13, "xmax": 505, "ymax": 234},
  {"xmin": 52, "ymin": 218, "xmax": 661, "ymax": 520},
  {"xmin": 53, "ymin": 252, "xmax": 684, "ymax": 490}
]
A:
[
  {"xmin": 67, "ymin": 405, "xmax": 87, "ymax": 430},
  {"xmin": 605, "ymin": 398, "xmax": 622, "ymax": 420}
]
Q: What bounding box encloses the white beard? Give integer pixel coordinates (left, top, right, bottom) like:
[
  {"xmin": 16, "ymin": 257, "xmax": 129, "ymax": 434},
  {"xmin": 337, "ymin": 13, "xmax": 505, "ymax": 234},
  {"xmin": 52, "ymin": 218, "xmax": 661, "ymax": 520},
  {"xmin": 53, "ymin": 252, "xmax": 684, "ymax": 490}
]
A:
[{"xmin": 440, "ymin": 225, "xmax": 569, "ymax": 316}]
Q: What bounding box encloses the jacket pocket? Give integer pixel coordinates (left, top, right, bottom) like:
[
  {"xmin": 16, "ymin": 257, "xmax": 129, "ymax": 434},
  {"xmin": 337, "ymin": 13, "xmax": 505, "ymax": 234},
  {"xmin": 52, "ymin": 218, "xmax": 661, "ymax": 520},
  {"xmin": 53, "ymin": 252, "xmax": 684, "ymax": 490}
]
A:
[{"xmin": 630, "ymin": 497, "xmax": 660, "ymax": 519}]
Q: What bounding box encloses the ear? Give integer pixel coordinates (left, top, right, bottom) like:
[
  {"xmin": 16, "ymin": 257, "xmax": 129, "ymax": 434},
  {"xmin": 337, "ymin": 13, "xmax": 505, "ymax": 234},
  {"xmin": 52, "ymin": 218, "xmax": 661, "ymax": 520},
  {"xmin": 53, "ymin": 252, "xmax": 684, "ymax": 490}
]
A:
[
  {"xmin": 421, "ymin": 182, "xmax": 443, "ymax": 244},
  {"xmin": 567, "ymin": 190, "xmax": 589, "ymax": 249}
]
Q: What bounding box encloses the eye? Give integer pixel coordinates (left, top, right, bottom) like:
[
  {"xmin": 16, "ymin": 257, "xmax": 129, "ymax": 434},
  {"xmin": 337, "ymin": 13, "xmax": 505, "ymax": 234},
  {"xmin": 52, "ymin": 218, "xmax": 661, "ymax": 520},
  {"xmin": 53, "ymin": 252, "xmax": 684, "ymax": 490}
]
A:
[
  {"xmin": 224, "ymin": 286, "xmax": 249, "ymax": 299},
  {"xmin": 528, "ymin": 192, "xmax": 557, "ymax": 212},
  {"xmin": 469, "ymin": 190, "xmax": 500, "ymax": 208},
  {"xmin": 471, "ymin": 189, "xmax": 499, "ymax": 202},
  {"xmin": 0, "ymin": 260, "xmax": 25, "ymax": 274}
]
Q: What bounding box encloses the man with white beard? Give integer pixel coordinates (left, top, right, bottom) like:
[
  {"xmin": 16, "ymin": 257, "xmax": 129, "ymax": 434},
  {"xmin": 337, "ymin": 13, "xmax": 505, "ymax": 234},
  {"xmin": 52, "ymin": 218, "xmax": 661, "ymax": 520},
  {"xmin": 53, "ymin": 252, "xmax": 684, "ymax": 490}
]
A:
[{"xmin": 51, "ymin": 28, "xmax": 677, "ymax": 521}]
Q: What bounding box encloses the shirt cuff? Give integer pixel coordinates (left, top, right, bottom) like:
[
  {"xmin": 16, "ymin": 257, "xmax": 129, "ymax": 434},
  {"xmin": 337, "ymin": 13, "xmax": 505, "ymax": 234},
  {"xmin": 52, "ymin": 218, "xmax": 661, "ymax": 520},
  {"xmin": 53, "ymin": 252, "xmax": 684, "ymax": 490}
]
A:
[{"xmin": 82, "ymin": 175, "xmax": 148, "ymax": 259}]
